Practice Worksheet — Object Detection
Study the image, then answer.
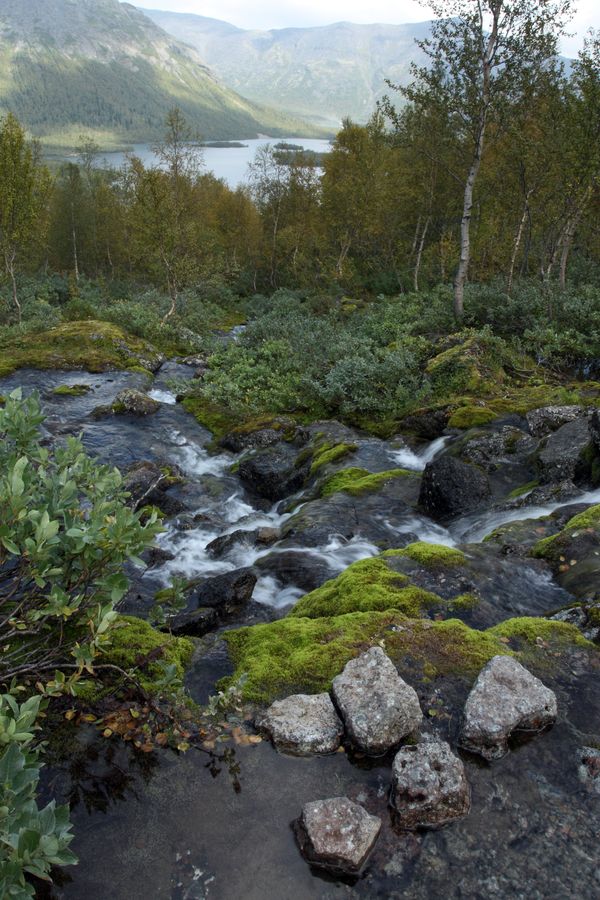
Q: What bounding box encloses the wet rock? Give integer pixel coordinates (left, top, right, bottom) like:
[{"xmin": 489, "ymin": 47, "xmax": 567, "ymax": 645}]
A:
[
  {"xmin": 254, "ymin": 550, "xmax": 333, "ymax": 591},
  {"xmin": 113, "ymin": 389, "xmax": 161, "ymax": 416},
  {"xmin": 143, "ymin": 546, "xmax": 176, "ymax": 568},
  {"xmin": 296, "ymin": 797, "xmax": 381, "ymax": 875},
  {"xmin": 332, "ymin": 647, "xmax": 422, "ymax": 755},
  {"xmin": 526, "ymin": 405, "xmax": 585, "ymax": 437},
  {"xmin": 508, "ymin": 480, "xmax": 580, "ymax": 509},
  {"xmin": 206, "ymin": 527, "xmax": 280, "ymax": 559},
  {"xmin": 419, "ymin": 456, "xmax": 491, "ymax": 519},
  {"xmin": 460, "ymin": 655, "xmax": 557, "ymax": 760},
  {"xmin": 578, "ymin": 747, "xmax": 600, "ymax": 793},
  {"xmin": 538, "ymin": 418, "xmax": 591, "ymax": 484},
  {"xmin": 400, "ymin": 409, "xmax": 449, "ymax": 440},
  {"xmin": 191, "ymin": 567, "xmax": 257, "ymax": 615},
  {"xmin": 589, "ymin": 408, "xmax": 600, "ymax": 453},
  {"xmin": 121, "ymin": 460, "xmax": 186, "ymax": 515},
  {"xmin": 460, "ymin": 427, "xmax": 537, "ymax": 471},
  {"xmin": 390, "ymin": 740, "xmax": 471, "ymax": 829},
  {"xmin": 238, "ymin": 444, "xmax": 309, "ymax": 500},
  {"xmin": 257, "ymin": 693, "xmax": 343, "ymax": 755},
  {"xmin": 166, "ymin": 607, "xmax": 218, "ymax": 637},
  {"xmin": 220, "ymin": 417, "xmax": 298, "ymax": 453}
]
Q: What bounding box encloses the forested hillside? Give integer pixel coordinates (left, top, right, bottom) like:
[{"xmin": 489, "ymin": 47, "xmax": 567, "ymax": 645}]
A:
[{"xmin": 0, "ymin": 0, "xmax": 316, "ymax": 148}]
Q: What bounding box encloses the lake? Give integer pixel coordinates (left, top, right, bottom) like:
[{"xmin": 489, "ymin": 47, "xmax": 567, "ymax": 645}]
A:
[{"xmin": 96, "ymin": 137, "xmax": 333, "ymax": 188}]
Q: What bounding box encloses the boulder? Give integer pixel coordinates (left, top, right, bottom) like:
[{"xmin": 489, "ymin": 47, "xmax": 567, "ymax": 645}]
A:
[
  {"xmin": 296, "ymin": 797, "xmax": 381, "ymax": 876},
  {"xmin": 254, "ymin": 550, "xmax": 333, "ymax": 591},
  {"xmin": 419, "ymin": 456, "xmax": 491, "ymax": 519},
  {"xmin": 206, "ymin": 527, "xmax": 280, "ymax": 559},
  {"xmin": 390, "ymin": 740, "xmax": 471, "ymax": 829},
  {"xmin": 589, "ymin": 409, "xmax": 600, "ymax": 453},
  {"xmin": 460, "ymin": 655, "xmax": 557, "ymax": 760},
  {"xmin": 332, "ymin": 647, "xmax": 422, "ymax": 755},
  {"xmin": 220, "ymin": 417, "xmax": 298, "ymax": 453},
  {"xmin": 122, "ymin": 461, "xmax": 185, "ymax": 514},
  {"xmin": 257, "ymin": 693, "xmax": 343, "ymax": 755},
  {"xmin": 238, "ymin": 444, "xmax": 309, "ymax": 501},
  {"xmin": 526, "ymin": 405, "xmax": 584, "ymax": 438},
  {"xmin": 113, "ymin": 389, "xmax": 161, "ymax": 416},
  {"xmin": 166, "ymin": 607, "xmax": 218, "ymax": 637},
  {"xmin": 538, "ymin": 418, "xmax": 591, "ymax": 484},
  {"xmin": 191, "ymin": 567, "xmax": 257, "ymax": 615},
  {"xmin": 460, "ymin": 427, "xmax": 537, "ymax": 471}
]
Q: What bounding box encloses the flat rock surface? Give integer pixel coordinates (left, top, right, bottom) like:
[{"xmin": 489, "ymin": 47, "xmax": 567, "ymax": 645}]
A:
[
  {"xmin": 332, "ymin": 647, "xmax": 422, "ymax": 755},
  {"xmin": 296, "ymin": 797, "xmax": 381, "ymax": 875},
  {"xmin": 257, "ymin": 693, "xmax": 343, "ymax": 755},
  {"xmin": 538, "ymin": 417, "xmax": 591, "ymax": 483},
  {"xmin": 460, "ymin": 655, "xmax": 558, "ymax": 760},
  {"xmin": 526, "ymin": 405, "xmax": 584, "ymax": 437},
  {"xmin": 391, "ymin": 740, "xmax": 471, "ymax": 829}
]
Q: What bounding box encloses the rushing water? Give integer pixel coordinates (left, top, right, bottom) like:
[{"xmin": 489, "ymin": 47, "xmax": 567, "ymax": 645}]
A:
[{"xmin": 3, "ymin": 364, "xmax": 600, "ymax": 899}]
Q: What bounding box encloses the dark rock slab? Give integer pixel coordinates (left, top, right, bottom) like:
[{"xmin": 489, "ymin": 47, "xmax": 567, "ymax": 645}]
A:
[{"xmin": 420, "ymin": 456, "xmax": 491, "ymax": 519}]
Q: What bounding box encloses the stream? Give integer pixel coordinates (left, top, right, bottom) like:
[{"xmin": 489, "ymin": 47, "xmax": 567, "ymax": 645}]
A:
[{"xmin": 2, "ymin": 363, "xmax": 600, "ymax": 899}]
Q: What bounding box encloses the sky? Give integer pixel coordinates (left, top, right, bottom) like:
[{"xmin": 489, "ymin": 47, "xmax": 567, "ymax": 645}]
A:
[{"xmin": 137, "ymin": 0, "xmax": 599, "ymax": 55}]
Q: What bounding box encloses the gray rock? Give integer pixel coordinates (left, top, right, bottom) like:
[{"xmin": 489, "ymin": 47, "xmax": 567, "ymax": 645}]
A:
[
  {"xmin": 191, "ymin": 567, "xmax": 257, "ymax": 615},
  {"xmin": 527, "ymin": 405, "xmax": 584, "ymax": 437},
  {"xmin": 257, "ymin": 693, "xmax": 343, "ymax": 755},
  {"xmin": 296, "ymin": 797, "xmax": 381, "ymax": 875},
  {"xmin": 538, "ymin": 418, "xmax": 591, "ymax": 484},
  {"xmin": 113, "ymin": 388, "xmax": 161, "ymax": 416},
  {"xmin": 419, "ymin": 455, "xmax": 491, "ymax": 519},
  {"xmin": 461, "ymin": 427, "xmax": 537, "ymax": 471},
  {"xmin": 238, "ymin": 443, "xmax": 309, "ymax": 500},
  {"xmin": 460, "ymin": 655, "xmax": 557, "ymax": 760},
  {"xmin": 166, "ymin": 607, "xmax": 218, "ymax": 637},
  {"xmin": 332, "ymin": 647, "xmax": 422, "ymax": 755},
  {"xmin": 391, "ymin": 740, "xmax": 471, "ymax": 829}
]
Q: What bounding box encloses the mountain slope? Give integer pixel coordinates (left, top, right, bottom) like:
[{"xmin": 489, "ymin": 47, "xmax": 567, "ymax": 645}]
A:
[
  {"xmin": 141, "ymin": 10, "xmax": 432, "ymax": 129},
  {"xmin": 0, "ymin": 0, "xmax": 318, "ymax": 149}
]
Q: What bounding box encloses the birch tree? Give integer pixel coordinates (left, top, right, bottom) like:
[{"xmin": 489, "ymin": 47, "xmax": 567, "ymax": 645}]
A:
[{"xmin": 401, "ymin": 0, "xmax": 572, "ymax": 319}]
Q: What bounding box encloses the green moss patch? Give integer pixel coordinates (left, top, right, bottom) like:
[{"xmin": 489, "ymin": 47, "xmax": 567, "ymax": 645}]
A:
[
  {"xmin": 389, "ymin": 541, "xmax": 467, "ymax": 568},
  {"xmin": 99, "ymin": 615, "xmax": 194, "ymax": 696},
  {"xmin": 290, "ymin": 556, "xmax": 442, "ymax": 619},
  {"xmin": 52, "ymin": 383, "xmax": 93, "ymax": 397},
  {"xmin": 319, "ymin": 466, "xmax": 414, "ymax": 498},
  {"xmin": 488, "ymin": 616, "xmax": 592, "ymax": 649},
  {"xmin": 0, "ymin": 321, "xmax": 163, "ymax": 377},
  {"xmin": 532, "ymin": 504, "xmax": 600, "ymax": 561},
  {"xmin": 310, "ymin": 441, "xmax": 358, "ymax": 474},
  {"xmin": 448, "ymin": 405, "xmax": 497, "ymax": 428}
]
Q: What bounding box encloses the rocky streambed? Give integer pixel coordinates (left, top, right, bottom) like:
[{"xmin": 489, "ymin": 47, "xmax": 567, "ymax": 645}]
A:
[{"xmin": 3, "ymin": 360, "xmax": 600, "ymax": 899}]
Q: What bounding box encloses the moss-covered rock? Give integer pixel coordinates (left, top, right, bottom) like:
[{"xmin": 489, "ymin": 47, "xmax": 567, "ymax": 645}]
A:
[
  {"xmin": 319, "ymin": 466, "xmax": 415, "ymax": 498},
  {"xmin": 289, "ymin": 556, "xmax": 442, "ymax": 619},
  {"xmin": 448, "ymin": 405, "xmax": 497, "ymax": 429},
  {"xmin": 310, "ymin": 441, "xmax": 358, "ymax": 474},
  {"xmin": 222, "ymin": 610, "xmax": 594, "ymax": 704},
  {"xmin": 388, "ymin": 541, "xmax": 466, "ymax": 568},
  {"xmin": 52, "ymin": 383, "xmax": 92, "ymax": 397},
  {"xmin": 98, "ymin": 615, "xmax": 194, "ymax": 695},
  {"xmin": 0, "ymin": 321, "xmax": 164, "ymax": 377}
]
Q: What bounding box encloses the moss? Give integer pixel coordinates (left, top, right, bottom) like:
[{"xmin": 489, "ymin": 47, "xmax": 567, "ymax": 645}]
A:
[
  {"xmin": 126, "ymin": 365, "xmax": 154, "ymax": 379},
  {"xmin": 532, "ymin": 504, "xmax": 600, "ymax": 560},
  {"xmin": 52, "ymin": 383, "xmax": 92, "ymax": 397},
  {"xmin": 310, "ymin": 441, "xmax": 358, "ymax": 474},
  {"xmin": 221, "ymin": 612, "xmax": 510, "ymax": 703},
  {"xmin": 508, "ymin": 480, "xmax": 539, "ymax": 499},
  {"xmin": 488, "ymin": 616, "xmax": 593, "ymax": 649},
  {"xmin": 448, "ymin": 405, "xmax": 497, "ymax": 428},
  {"xmin": 181, "ymin": 398, "xmax": 236, "ymax": 438},
  {"xmin": 0, "ymin": 321, "xmax": 163, "ymax": 377},
  {"xmin": 290, "ymin": 557, "xmax": 442, "ymax": 619},
  {"xmin": 449, "ymin": 593, "xmax": 480, "ymax": 611},
  {"xmin": 319, "ymin": 466, "xmax": 415, "ymax": 498},
  {"xmin": 99, "ymin": 615, "xmax": 194, "ymax": 695},
  {"xmin": 392, "ymin": 541, "xmax": 466, "ymax": 568}
]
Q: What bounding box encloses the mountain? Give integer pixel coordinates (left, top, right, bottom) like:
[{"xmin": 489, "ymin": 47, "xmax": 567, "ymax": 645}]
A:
[
  {"xmin": 0, "ymin": 0, "xmax": 319, "ymax": 150},
  {"xmin": 140, "ymin": 10, "xmax": 432, "ymax": 129}
]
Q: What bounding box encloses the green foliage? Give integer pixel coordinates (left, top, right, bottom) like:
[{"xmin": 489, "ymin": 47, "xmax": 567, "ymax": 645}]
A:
[
  {"xmin": 0, "ymin": 390, "xmax": 162, "ymax": 685},
  {"xmin": 0, "ymin": 692, "xmax": 77, "ymax": 898},
  {"xmin": 532, "ymin": 504, "xmax": 600, "ymax": 561}
]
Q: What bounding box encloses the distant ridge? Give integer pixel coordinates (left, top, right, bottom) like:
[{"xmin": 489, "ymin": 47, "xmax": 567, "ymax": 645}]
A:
[
  {"xmin": 0, "ymin": 0, "xmax": 320, "ymax": 150},
  {"xmin": 140, "ymin": 9, "xmax": 433, "ymax": 128}
]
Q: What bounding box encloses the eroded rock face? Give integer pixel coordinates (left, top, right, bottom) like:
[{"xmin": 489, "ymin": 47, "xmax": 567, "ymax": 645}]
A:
[
  {"xmin": 113, "ymin": 388, "xmax": 161, "ymax": 416},
  {"xmin": 526, "ymin": 405, "xmax": 584, "ymax": 438},
  {"xmin": 460, "ymin": 655, "xmax": 557, "ymax": 760},
  {"xmin": 237, "ymin": 444, "xmax": 309, "ymax": 500},
  {"xmin": 332, "ymin": 647, "xmax": 422, "ymax": 755},
  {"xmin": 296, "ymin": 797, "xmax": 381, "ymax": 875},
  {"xmin": 257, "ymin": 693, "xmax": 343, "ymax": 755},
  {"xmin": 390, "ymin": 740, "xmax": 471, "ymax": 829},
  {"xmin": 419, "ymin": 456, "xmax": 491, "ymax": 519},
  {"xmin": 538, "ymin": 418, "xmax": 591, "ymax": 484}
]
